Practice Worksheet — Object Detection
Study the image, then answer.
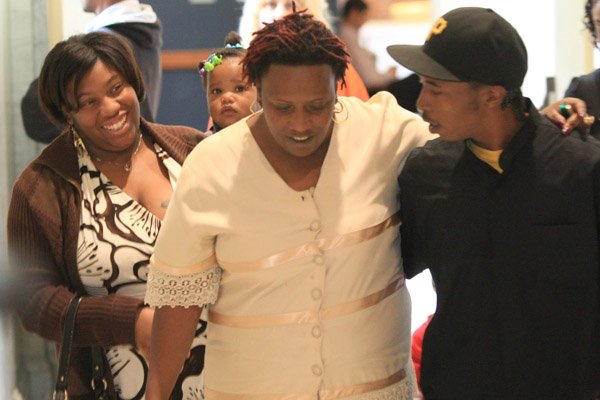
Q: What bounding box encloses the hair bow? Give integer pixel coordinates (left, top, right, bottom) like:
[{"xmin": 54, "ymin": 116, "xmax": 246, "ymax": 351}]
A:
[{"xmin": 200, "ymin": 52, "xmax": 223, "ymax": 75}]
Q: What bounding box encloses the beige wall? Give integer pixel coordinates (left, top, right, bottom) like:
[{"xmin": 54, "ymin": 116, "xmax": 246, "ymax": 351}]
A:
[{"xmin": 359, "ymin": 0, "xmax": 593, "ymax": 106}]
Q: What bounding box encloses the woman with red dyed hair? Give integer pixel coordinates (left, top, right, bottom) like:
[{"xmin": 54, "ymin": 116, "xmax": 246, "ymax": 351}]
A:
[
  {"xmin": 145, "ymin": 8, "xmax": 434, "ymax": 400},
  {"xmin": 238, "ymin": 0, "xmax": 370, "ymax": 101}
]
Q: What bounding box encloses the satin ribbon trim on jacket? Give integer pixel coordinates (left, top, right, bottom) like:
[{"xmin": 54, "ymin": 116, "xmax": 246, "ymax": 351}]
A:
[
  {"xmin": 217, "ymin": 212, "xmax": 400, "ymax": 272},
  {"xmin": 203, "ymin": 369, "xmax": 407, "ymax": 400},
  {"xmin": 208, "ymin": 276, "xmax": 405, "ymax": 328}
]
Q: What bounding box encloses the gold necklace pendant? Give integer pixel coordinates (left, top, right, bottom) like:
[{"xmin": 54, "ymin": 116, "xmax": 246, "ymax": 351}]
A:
[{"xmin": 91, "ymin": 132, "xmax": 143, "ymax": 172}]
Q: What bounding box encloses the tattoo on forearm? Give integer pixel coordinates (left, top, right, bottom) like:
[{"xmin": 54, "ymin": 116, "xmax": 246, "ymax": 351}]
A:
[{"xmin": 161, "ymin": 199, "xmax": 170, "ymax": 208}]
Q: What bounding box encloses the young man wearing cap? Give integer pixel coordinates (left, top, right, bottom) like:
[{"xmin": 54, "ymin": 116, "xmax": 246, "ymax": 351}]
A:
[{"xmin": 389, "ymin": 7, "xmax": 600, "ymax": 400}]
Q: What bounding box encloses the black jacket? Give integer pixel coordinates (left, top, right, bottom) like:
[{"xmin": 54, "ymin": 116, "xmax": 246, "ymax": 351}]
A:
[
  {"xmin": 399, "ymin": 101, "xmax": 600, "ymax": 399},
  {"xmin": 565, "ymin": 69, "xmax": 600, "ymax": 139}
]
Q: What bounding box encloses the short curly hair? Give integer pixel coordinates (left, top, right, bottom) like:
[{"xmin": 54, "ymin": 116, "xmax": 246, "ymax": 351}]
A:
[
  {"xmin": 585, "ymin": 0, "xmax": 600, "ymax": 46},
  {"xmin": 242, "ymin": 8, "xmax": 349, "ymax": 88}
]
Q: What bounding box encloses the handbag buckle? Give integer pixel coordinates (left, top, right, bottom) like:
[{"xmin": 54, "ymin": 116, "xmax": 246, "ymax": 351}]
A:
[
  {"xmin": 90, "ymin": 377, "xmax": 108, "ymax": 391},
  {"xmin": 52, "ymin": 390, "xmax": 68, "ymax": 400}
]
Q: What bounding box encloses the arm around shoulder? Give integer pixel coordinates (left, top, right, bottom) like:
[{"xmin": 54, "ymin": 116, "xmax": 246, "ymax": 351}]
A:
[{"xmin": 398, "ymin": 148, "xmax": 430, "ymax": 279}]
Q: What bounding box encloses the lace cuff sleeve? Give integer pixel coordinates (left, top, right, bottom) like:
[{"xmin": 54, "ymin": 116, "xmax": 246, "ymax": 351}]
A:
[{"xmin": 145, "ymin": 264, "xmax": 222, "ymax": 308}]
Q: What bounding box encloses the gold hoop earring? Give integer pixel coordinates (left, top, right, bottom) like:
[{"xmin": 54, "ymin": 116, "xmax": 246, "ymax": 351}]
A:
[
  {"xmin": 71, "ymin": 125, "xmax": 87, "ymax": 151},
  {"xmin": 250, "ymin": 100, "xmax": 262, "ymax": 113},
  {"xmin": 332, "ymin": 99, "xmax": 347, "ymax": 124}
]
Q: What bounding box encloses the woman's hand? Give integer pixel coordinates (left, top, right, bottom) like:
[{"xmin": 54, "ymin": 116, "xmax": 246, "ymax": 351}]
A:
[{"xmin": 539, "ymin": 97, "xmax": 595, "ymax": 135}]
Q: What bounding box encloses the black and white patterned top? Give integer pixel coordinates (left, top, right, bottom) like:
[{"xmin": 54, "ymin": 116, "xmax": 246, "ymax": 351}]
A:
[{"xmin": 75, "ymin": 137, "xmax": 207, "ymax": 400}]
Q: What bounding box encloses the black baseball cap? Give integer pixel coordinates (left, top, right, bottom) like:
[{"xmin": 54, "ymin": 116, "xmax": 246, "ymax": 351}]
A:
[{"xmin": 387, "ymin": 7, "xmax": 527, "ymax": 89}]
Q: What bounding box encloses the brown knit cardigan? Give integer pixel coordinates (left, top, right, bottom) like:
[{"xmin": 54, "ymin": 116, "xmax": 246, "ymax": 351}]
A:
[{"xmin": 7, "ymin": 120, "xmax": 204, "ymax": 399}]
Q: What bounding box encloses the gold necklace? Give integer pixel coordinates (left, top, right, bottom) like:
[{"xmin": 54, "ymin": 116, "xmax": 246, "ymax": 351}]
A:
[{"xmin": 92, "ymin": 132, "xmax": 143, "ymax": 172}]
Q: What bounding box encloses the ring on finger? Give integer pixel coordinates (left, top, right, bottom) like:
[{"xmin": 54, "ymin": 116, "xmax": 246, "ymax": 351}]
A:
[{"xmin": 559, "ymin": 103, "xmax": 573, "ymax": 119}]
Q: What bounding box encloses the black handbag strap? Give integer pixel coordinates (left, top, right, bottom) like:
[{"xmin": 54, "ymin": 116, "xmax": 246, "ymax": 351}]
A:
[
  {"xmin": 90, "ymin": 346, "xmax": 109, "ymax": 399},
  {"xmin": 53, "ymin": 295, "xmax": 82, "ymax": 400}
]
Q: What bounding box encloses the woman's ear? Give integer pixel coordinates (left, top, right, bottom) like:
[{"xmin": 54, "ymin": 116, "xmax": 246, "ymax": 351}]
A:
[{"xmin": 61, "ymin": 106, "xmax": 73, "ymax": 126}]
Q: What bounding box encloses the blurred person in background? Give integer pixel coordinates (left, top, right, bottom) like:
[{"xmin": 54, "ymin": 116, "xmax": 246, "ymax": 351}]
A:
[
  {"xmin": 338, "ymin": 0, "xmax": 421, "ymax": 111},
  {"xmin": 559, "ymin": 0, "xmax": 600, "ymax": 137}
]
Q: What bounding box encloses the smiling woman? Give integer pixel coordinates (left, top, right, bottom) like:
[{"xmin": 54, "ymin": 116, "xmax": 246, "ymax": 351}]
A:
[
  {"xmin": 8, "ymin": 32, "xmax": 207, "ymax": 399},
  {"xmin": 145, "ymin": 8, "xmax": 435, "ymax": 400},
  {"xmin": 65, "ymin": 59, "xmax": 143, "ymax": 167}
]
